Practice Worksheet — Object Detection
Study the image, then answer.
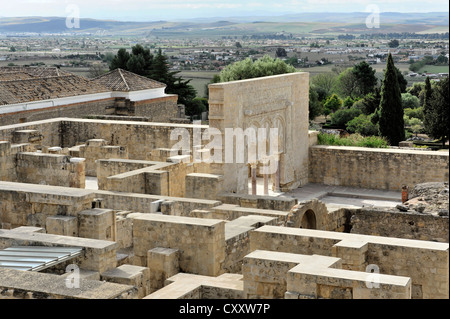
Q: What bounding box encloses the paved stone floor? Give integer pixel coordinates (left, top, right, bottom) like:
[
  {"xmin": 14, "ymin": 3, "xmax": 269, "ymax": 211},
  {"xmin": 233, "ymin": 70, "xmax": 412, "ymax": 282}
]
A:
[{"xmin": 249, "ymin": 179, "xmax": 402, "ymax": 209}]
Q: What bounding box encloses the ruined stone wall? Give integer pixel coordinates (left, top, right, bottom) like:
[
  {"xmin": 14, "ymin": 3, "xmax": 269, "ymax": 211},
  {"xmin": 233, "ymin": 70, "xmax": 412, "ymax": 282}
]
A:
[
  {"xmin": 0, "ymin": 98, "xmax": 115, "ymax": 127},
  {"xmin": 250, "ymin": 226, "xmax": 449, "ymax": 299},
  {"xmin": 309, "ymin": 145, "xmax": 449, "ymax": 191},
  {"xmin": 16, "ymin": 152, "xmax": 85, "ymax": 188},
  {"xmin": 59, "ymin": 119, "xmax": 208, "ymax": 161},
  {"xmin": 350, "ymin": 208, "xmax": 449, "ymax": 242},
  {"xmin": 133, "ymin": 95, "xmax": 178, "ymax": 122},
  {"xmin": 0, "ymin": 118, "xmax": 61, "ymax": 146},
  {"xmin": 208, "ymin": 72, "xmax": 310, "ymax": 193},
  {"xmin": 0, "ymin": 182, "xmax": 94, "ymax": 229},
  {"xmin": 131, "ymin": 213, "xmax": 226, "ymax": 277},
  {"xmin": 95, "ymin": 190, "xmax": 221, "ymax": 216},
  {"xmin": 97, "ymin": 159, "xmax": 156, "ymax": 190}
]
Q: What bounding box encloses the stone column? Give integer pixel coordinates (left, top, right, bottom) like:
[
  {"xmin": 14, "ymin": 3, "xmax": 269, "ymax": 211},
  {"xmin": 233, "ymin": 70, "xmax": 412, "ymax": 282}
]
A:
[
  {"xmin": 262, "ymin": 160, "xmax": 269, "ymax": 195},
  {"xmin": 274, "ymin": 153, "xmax": 281, "ymax": 193},
  {"xmin": 251, "ymin": 162, "xmax": 257, "ymax": 195}
]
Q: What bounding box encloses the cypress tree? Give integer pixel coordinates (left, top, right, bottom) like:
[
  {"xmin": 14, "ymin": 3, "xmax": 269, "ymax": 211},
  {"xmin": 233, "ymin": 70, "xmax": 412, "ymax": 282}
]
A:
[
  {"xmin": 378, "ymin": 53, "xmax": 405, "ymax": 146},
  {"xmin": 425, "ymin": 77, "xmax": 449, "ymax": 148},
  {"xmin": 422, "ymin": 76, "xmax": 433, "ymax": 133}
]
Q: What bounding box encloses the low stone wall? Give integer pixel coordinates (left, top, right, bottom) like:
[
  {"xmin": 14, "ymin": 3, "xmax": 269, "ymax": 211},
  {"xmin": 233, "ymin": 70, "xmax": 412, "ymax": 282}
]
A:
[
  {"xmin": 16, "ymin": 152, "xmax": 85, "ymax": 188},
  {"xmin": 145, "ymin": 273, "xmax": 243, "ymax": 299},
  {"xmin": 350, "ymin": 208, "xmax": 449, "ymax": 242},
  {"xmin": 0, "ymin": 268, "xmax": 138, "ymax": 299},
  {"xmin": 0, "ymin": 118, "xmax": 62, "ymax": 146},
  {"xmin": 95, "ymin": 190, "xmax": 221, "ymax": 216},
  {"xmin": 309, "ymin": 145, "xmax": 449, "ymax": 191},
  {"xmin": 217, "ymin": 193, "xmax": 297, "ymax": 212},
  {"xmin": 133, "ymin": 95, "xmax": 178, "ymax": 122},
  {"xmin": 250, "ymin": 226, "xmax": 449, "ymax": 299},
  {"xmin": 0, "ymin": 141, "xmax": 32, "ymax": 182},
  {"xmin": 0, "ymin": 181, "xmax": 94, "ymax": 229},
  {"xmin": 131, "ymin": 213, "xmax": 226, "ymax": 276}
]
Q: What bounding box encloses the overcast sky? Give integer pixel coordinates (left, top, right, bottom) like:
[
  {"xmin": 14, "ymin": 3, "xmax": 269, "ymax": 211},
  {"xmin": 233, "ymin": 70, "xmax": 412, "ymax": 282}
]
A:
[{"xmin": 0, "ymin": 0, "xmax": 448, "ymax": 21}]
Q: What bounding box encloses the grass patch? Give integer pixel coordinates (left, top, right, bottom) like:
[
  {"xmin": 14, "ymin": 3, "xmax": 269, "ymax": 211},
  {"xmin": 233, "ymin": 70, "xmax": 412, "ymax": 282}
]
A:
[{"xmin": 318, "ymin": 133, "xmax": 389, "ymax": 148}]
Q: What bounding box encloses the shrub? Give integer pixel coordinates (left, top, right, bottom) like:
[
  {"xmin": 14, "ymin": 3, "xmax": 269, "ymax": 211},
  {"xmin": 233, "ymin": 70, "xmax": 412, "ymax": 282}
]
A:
[
  {"xmin": 404, "ymin": 107, "xmax": 424, "ymax": 121},
  {"xmin": 330, "ymin": 107, "xmax": 362, "ymax": 128},
  {"xmin": 346, "ymin": 114, "xmax": 379, "ymax": 136},
  {"xmin": 317, "ymin": 133, "xmax": 388, "ymax": 148},
  {"xmin": 401, "ymin": 93, "xmax": 420, "ymax": 109}
]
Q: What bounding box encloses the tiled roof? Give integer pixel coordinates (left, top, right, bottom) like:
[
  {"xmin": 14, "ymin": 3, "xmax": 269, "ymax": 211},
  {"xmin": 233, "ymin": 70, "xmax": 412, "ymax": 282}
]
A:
[
  {"xmin": 0, "ymin": 66, "xmax": 71, "ymax": 78},
  {"xmin": 93, "ymin": 68, "xmax": 166, "ymax": 92},
  {"xmin": 0, "ymin": 72, "xmax": 35, "ymax": 81},
  {"xmin": 0, "ymin": 75, "xmax": 110, "ymax": 106}
]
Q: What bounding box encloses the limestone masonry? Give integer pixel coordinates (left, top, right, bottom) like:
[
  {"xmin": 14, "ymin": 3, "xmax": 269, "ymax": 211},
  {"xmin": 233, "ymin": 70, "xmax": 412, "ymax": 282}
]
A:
[{"xmin": 0, "ymin": 70, "xmax": 448, "ymax": 300}]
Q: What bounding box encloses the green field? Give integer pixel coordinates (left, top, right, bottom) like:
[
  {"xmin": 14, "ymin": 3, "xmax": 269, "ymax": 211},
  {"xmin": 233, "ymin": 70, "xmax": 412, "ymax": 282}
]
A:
[{"xmin": 417, "ymin": 65, "xmax": 449, "ymax": 74}]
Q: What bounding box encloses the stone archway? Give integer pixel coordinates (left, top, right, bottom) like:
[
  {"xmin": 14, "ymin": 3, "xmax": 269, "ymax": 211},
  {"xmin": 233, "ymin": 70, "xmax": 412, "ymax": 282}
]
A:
[
  {"xmin": 286, "ymin": 199, "xmax": 328, "ymax": 229},
  {"xmin": 300, "ymin": 209, "xmax": 317, "ymax": 229}
]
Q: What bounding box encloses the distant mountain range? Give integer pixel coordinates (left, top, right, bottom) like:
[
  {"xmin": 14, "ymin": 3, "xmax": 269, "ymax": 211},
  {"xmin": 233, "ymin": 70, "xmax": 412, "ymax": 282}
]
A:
[{"xmin": 0, "ymin": 12, "xmax": 448, "ymax": 35}]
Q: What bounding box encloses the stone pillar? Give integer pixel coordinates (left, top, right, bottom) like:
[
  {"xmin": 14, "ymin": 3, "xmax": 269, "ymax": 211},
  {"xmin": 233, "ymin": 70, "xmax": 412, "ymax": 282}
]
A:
[
  {"xmin": 262, "ymin": 160, "xmax": 269, "ymax": 195},
  {"xmin": 274, "ymin": 153, "xmax": 281, "ymax": 193},
  {"xmin": 251, "ymin": 162, "xmax": 257, "ymax": 195}
]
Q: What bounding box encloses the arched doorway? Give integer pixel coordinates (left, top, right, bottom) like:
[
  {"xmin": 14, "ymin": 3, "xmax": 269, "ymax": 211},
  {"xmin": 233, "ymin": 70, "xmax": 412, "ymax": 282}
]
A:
[{"xmin": 300, "ymin": 209, "xmax": 317, "ymax": 229}]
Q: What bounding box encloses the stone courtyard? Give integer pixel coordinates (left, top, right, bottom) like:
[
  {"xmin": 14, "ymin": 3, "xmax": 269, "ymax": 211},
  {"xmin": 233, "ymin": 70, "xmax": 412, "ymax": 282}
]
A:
[{"xmin": 0, "ymin": 70, "xmax": 448, "ymax": 300}]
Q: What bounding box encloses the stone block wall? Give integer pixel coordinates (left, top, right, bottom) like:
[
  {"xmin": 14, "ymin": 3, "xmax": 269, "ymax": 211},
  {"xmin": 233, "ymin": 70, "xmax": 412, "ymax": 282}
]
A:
[
  {"xmin": 0, "ymin": 141, "xmax": 32, "ymax": 182},
  {"xmin": 16, "ymin": 152, "xmax": 85, "ymax": 188},
  {"xmin": 350, "ymin": 208, "xmax": 449, "ymax": 242},
  {"xmin": 78, "ymin": 208, "xmax": 116, "ymax": 241},
  {"xmin": 309, "ymin": 145, "xmax": 449, "ymax": 191},
  {"xmin": 100, "ymin": 264, "xmax": 150, "ymax": 299},
  {"xmin": 0, "ymin": 268, "xmax": 138, "ymax": 299},
  {"xmin": 94, "ymin": 190, "xmax": 221, "ymax": 216},
  {"xmin": 250, "ymin": 226, "xmax": 449, "ymax": 299},
  {"xmin": 74, "ymin": 139, "xmax": 128, "ymax": 177},
  {"xmin": 185, "ymin": 173, "xmax": 223, "ymax": 200},
  {"xmin": 59, "ymin": 119, "xmax": 208, "ymax": 161},
  {"xmin": 0, "ymin": 119, "xmax": 62, "ymax": 147},
  {"xmin": 97, "ymin": 159, "xmax": 156, "ymax": 190},
  {"xmin": 0, "ymin": 182, "xmax": 95, "ymax": 229},
  {"xmin": 131, "ymin": 213, "xmax": 226, "ymax": 276},
  {"xmin": 133, "ymin": 95, "xmax": 178, "ymax": 122},
  {"xmin": 147, "ymin": 247, "xmax": 180, "ymax": 293},
  {"xmin": 208, "ymin": 72, "xmax": 310, "ymax": 193}
]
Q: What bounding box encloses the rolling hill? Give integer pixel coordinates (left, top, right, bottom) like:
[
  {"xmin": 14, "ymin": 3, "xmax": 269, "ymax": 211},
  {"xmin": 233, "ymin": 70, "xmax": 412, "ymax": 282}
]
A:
[{"xmin": 0, "ymin": 12, "xmax": 448, "ymax": 36}]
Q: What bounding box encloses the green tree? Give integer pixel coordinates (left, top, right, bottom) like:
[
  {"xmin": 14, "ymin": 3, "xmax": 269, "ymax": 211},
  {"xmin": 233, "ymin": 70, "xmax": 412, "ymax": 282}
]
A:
[
  {"xmin": 342, "ymin": 96, "xmax": 355, "ymax": 109},
  {"xmin": 309, "ymin": 86, "xmax": 323, "ymax": 121},
  {"xmin": 378, "ymin": 53, "xmax": 405, "ymax": 146},
  {"xmin": 110, "ymin": 48, "xmax": 130, "ymax": 70},
  {"xmin": 323, "ymin": 94, "xmax": 342, "ymax": 114},
  {"xmin": 311, "ymin": 72, "xmax": 337, "ymax": 98},
  {"xmin": 218, "ymin": 55, "xmax": 296, "ymax": 82},
  {"xmin": 126, "ymin": 54, "xmax": 146, "ymax": 76},
  {"xmin": 352, "ymin": 61, "xmax": 378, "ymax": 96},
  {"xmin": 334, "ymin": 68, "xmax": 358, "ymax": 99},
  {"xmin": 352, "ymin": 89, "xmax": 381, "ymax": 115},
  {"xmin": 330, "ymin": 107, "xmax": 362, "ymax": 128},
  {"xmin": 388, "ymin": 39, "xmax": 399, "ymax": 48},
  {"xmin": 401, "ymin": 93, "xmax": 420, "ymax": 109},
  {"xmin": 395, "ymin": 67, "xmax": 408, "ymax": 93},
  {"xmin": 346, "ymin": 114, "xmax": 379, "ymax": 136},
  {"xmin": 423, "ymin": 77, "xmax": 449, "ymax": 147}
]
